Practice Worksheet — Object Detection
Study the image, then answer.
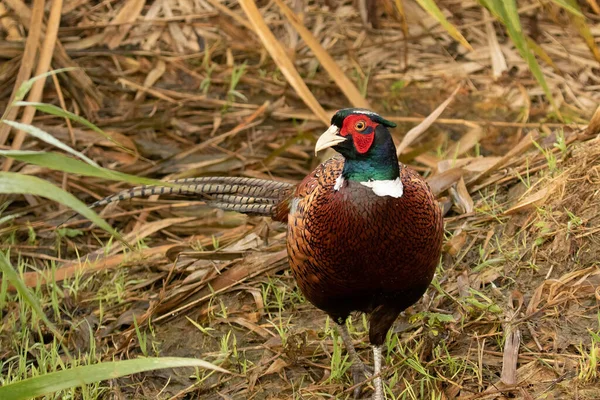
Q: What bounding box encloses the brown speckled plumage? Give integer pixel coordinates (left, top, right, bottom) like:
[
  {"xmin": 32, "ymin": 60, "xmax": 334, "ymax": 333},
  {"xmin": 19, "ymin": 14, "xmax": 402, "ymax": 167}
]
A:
[{"xmin": 284, "ymin": 156, "xmax": 443, "ymax": 344}]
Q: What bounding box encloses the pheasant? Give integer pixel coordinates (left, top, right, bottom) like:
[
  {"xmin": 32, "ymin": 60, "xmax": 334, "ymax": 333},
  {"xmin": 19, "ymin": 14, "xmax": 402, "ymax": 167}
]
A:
[{"xmin": 92, "ymin": 109, "xmax": 444, "ymax": 399}]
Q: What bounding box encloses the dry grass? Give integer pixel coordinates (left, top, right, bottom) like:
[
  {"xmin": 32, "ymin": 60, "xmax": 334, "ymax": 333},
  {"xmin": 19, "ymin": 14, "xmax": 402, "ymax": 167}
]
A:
[{"xmin": 1, "ymin": 0, "xmax": 600, "ymax": 399}]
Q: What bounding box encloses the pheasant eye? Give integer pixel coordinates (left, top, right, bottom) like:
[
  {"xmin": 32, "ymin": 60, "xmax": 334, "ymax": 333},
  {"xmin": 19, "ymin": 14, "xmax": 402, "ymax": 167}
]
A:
[{"xmin": 354, "ymin": 121, "xmax": 366, "ymax": 131}]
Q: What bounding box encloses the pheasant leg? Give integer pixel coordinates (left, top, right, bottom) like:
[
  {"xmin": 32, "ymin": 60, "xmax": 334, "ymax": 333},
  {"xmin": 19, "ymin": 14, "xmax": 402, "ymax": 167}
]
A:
[
  {"xmin": 372, "ymin": 345, "xmax": 384, "ymax": 400},
  {"xmin": 336, "ymin": 322, "xmax": 372, "ymax": 398}
]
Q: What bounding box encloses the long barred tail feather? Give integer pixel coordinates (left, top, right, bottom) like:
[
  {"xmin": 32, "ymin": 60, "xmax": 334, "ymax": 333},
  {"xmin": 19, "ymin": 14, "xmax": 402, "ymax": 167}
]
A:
[{"xmin": 90, "ymin": 176, "xmax": 294, "ymax": 219}]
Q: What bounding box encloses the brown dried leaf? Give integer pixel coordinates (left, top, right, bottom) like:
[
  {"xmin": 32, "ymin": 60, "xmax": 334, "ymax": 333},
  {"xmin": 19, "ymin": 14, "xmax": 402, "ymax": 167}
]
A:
[
  {"xmin": 134, "ymin": 60, "xmax": 166, "ymax": 101},
  {"xmin": 450, "ymin": 177, "xmax": 474, "ymax": 214},
  {"xmin": 396, "ymin": 85, "xmax": 462, "ymax": 156},
  {"xmin": 117, "ymin": 217, "xmax": 196, "ymax": 251},
  {"xmin": 456, "ymin": 270, "xmax": 470, "ymax": 298},
  {"xmin": 221, "ymin": 317, "xmax": 275, "ymax": 339},
  {"xmin": 427, "ymin": 168, "xmax": 464, "ymax": 197},
  {"xmin": 444, "ymin": 230, "xmax": 467, "ymax": 256},
  {"xmin": 438, "ymin": 157, "xmax": 502, "ymax": 174},
  {"xmin": 10, "ymin": 244, "xmax": 176, "ymax": 289},
  {"xmin": 504, "ymin": 186, "xmax": 550, "ymax": 215},
  {"xmin": 155, "ymin": 250, "xmax": 288, "ymax": 322},
  {"xmin": 585, "ymin": 105, "xmax": 600, "ymax": 136},
  {"xmin": 445, "ymin": 125, "xmax": 483, "ymax": 158},
  {"xmin": 501, "ymin": 290, "xmax": 524, "ymax": 385},
  {"xmin": 63, "ymin": 33, "xmax": 105, "ymax": 51},
  {"xmin": 471, "ymin": 268, "xmax": 502, "ymax": 289},
  {"xmin": 263, "ymin": 358, "xmax": 289, "ymax": 376},
  {"xmin": 472, "ymin": 131, "xmax": 539, "ymax": 184},
  {"xmin": 501, "ymin": 326, "xmax": 521, "ymax": 385},
  {"xmin": 105, "ymin": 0, "xmax": 146, "ymax": 49}
]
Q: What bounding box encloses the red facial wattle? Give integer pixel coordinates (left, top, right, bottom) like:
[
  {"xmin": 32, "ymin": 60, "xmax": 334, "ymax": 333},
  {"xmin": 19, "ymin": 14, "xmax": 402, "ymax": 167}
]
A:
[
  {"xmin": 353, "ymin": 132, "xmax": 374, "ymax": 154},
  {"xmin": 340, "ymin": 114, "xmax": 379, "ymax": 154}
]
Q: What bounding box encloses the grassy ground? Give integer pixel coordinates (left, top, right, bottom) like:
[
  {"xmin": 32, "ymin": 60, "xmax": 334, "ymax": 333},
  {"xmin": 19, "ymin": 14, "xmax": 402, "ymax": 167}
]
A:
[{"xmin": 2, "ymin": 1, "xmax": 600, "ymax": 399}]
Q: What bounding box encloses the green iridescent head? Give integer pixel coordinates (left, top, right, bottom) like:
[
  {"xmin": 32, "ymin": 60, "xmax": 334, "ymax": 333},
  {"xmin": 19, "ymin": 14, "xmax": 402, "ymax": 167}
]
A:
[{"xmin": 315, "ymin": 109, "xmax": 400, "ymax": 182}]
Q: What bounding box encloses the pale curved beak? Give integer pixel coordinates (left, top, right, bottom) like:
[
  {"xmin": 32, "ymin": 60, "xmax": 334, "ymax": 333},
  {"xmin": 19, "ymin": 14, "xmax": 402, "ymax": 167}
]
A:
[{"xmin": 315, "ymin": 125, "xmax": 346, "ymax": 155}]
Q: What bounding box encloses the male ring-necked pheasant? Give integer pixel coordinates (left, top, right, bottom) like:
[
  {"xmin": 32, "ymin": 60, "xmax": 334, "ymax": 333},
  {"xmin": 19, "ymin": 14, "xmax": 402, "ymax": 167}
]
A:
[{"xmin": 93, "ymin": 109, "xmax": 444, "ymax": 399}]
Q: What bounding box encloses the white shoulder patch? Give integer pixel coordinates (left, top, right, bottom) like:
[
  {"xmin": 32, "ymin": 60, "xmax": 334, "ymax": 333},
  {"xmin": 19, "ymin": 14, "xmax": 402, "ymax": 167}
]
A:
[
  {"xmin": 334, "ymin": 174, "xmax": 345, "ymax": 191},
  {"xmin": 360, "ymin": 177, "xmax": 404, "ymax": 198}
]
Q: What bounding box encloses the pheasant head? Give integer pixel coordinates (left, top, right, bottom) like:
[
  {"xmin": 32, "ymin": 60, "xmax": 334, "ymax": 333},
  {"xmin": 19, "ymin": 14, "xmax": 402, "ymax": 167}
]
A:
[{"xmin": 315, "ymin": 108, "xmax": 402, "ymax": 196}]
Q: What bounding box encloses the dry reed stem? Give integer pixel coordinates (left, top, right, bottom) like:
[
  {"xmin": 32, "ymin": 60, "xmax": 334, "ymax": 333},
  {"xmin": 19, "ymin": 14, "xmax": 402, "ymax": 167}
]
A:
[
  {"xmin": 587, "ymin": 0, "xmax": 600, "ymax": 14},
  {"xmin": 238, "ymin": 0, "xmax": 329, "ymax": 125},
  {"xmin": 274, "ymin": 0, "xmax": 371, "ymax": 110},
  {"xmin": 0, "ymin": 0, "xmax": 45, "ymax": 146},
  {"xmin": 3, "ymin": 0, "xmax": 62, "ymax": 172}
]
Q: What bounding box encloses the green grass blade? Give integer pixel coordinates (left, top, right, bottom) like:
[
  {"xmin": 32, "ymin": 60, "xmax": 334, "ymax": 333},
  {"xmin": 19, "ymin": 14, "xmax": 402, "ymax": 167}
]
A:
[
  {"xmin": 13, "ymin": 101, "xmax": 134, "ymax": 154},
  {"xmin": 0, "ymin": 252, "xmax": 63, "ymax": 341},
  {"xmin": 0, "ymin": 120, "xmax": 99, "ymax": 167},
  {"xmin": 502, "ymin": 0, "xmax": 521, "ymax": 33},
  {"xmin": 549, "ymin": 0, "xmax": 583, "ymax": 16},
  {"xmin": 12, "ymin": 68, "xmax": 77, "ymax": 104},
  {"xmin": 414, "ymin": 0, "xmax": 473, "ymax": 51},
  {"xmin": 485, "ymin": 0, "xmax": 561, "ymax": 119},
  {"xmin": 477, "ymin": 0, "xmax": 497, "ymax": 16},
  {"xmin": 0, "ymin": 172, "xmax": 121, "ymax": 241},
  {"xmin": 0, "ymin": 357, "xmax": 229, "ymax": 400},
  {"xmin": 525, "ymin": 37, "xmax": 560, "ymax": 72},
  {"xmin": 0, "ymin": 150, "xmax": 166, "ymax": 186}
]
